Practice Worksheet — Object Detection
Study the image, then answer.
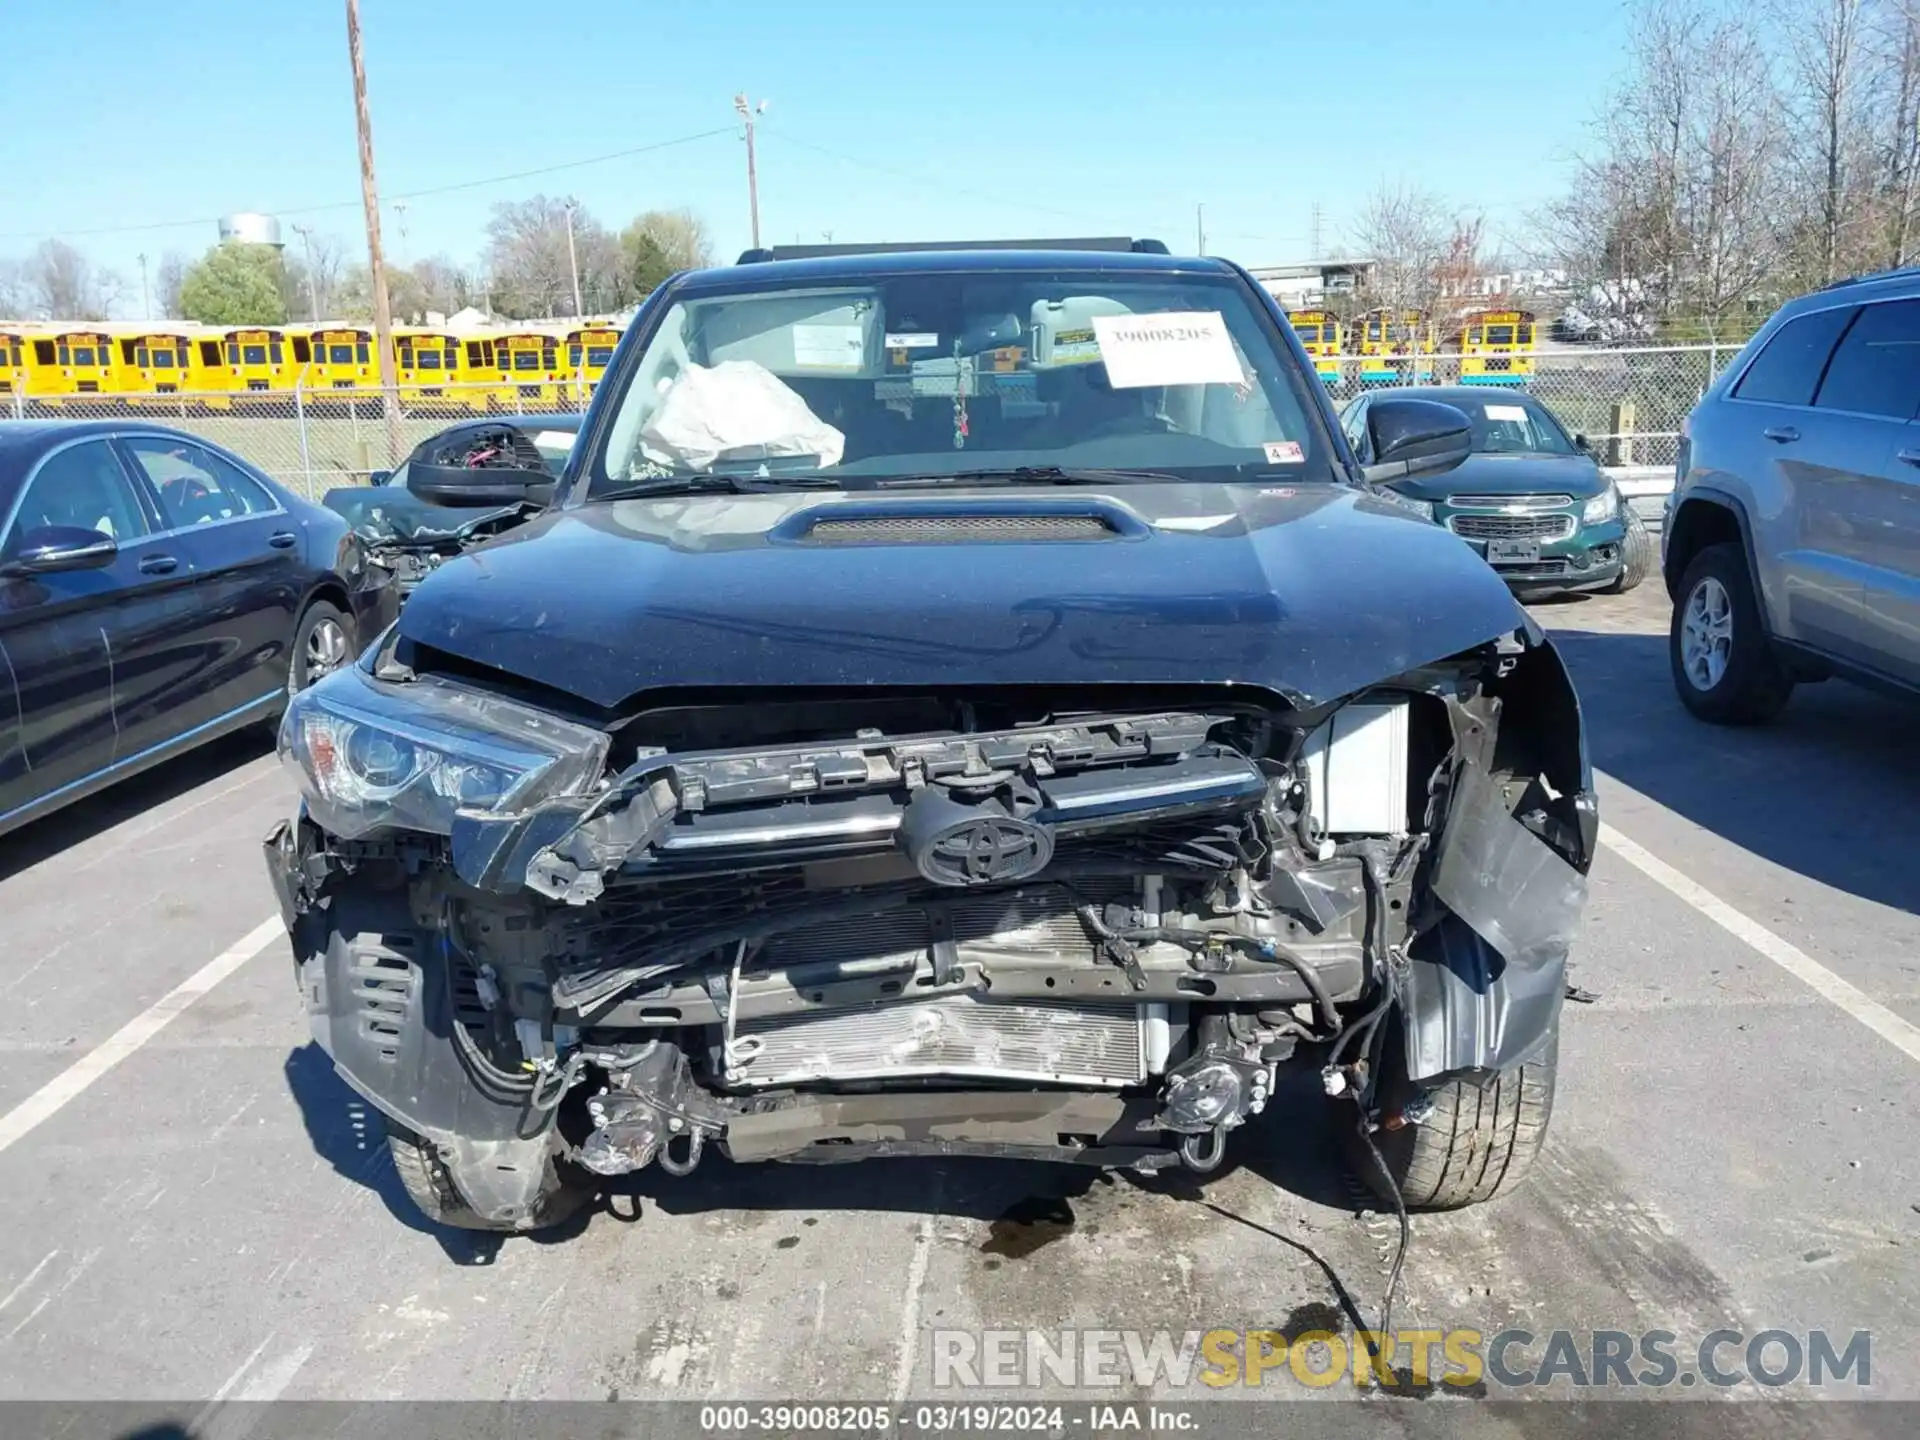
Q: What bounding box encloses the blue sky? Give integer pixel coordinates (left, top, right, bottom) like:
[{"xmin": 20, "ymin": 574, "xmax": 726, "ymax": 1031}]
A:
[{"xmin": 3, "ymin": 0, "xmax": 1630, "ymax": 308}]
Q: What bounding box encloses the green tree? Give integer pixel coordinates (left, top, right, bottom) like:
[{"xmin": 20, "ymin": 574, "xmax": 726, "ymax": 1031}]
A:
[{"xmin": 178, "ymin": 243, "xmax": 289, "ymax": 326}]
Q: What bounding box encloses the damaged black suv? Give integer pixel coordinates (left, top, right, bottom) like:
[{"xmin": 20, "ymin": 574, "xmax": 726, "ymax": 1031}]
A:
[{"xmin": 266, "ymin": 240, "xmax": 1594, "ymax": 1233}]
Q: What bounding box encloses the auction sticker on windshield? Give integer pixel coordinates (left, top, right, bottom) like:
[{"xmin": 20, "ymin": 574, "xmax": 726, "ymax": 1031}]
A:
[
  {"xmin": 1092, "ymin": 311, "xmax": 1243, "ymax": 388},
  {"xmin": 1484, "ymin": 404, "xmax": 1529, "ymax": 421},
  {"xmin": 1264, "ymin": 441, "xmax": 1304, "ymax": 464},
  {"xmin": 793, "ymin": 323, "xmax": 865, "ymax": 370}
]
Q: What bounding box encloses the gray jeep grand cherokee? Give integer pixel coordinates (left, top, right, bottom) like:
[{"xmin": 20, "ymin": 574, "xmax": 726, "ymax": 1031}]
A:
[{"xmin": 1666, "ymin": 266, "xmax": 1920, "ymax": 723}]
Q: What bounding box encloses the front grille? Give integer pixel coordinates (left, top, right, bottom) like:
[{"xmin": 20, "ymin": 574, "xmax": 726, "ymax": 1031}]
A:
[
  {"xmin": 1447, "ymin": 493, "xmax": 1573, "ymax": 510},
  {"xmin": 729, "ymin": 995, "xmax": 1146, "ymax": 1087},
  {"xmin": 806, "ymin": 514, "xmax": 1113, "ymax": 544},
  {"xmin": 1449, "ymin": 513, "xmax": 1576, "ymax": 542}
]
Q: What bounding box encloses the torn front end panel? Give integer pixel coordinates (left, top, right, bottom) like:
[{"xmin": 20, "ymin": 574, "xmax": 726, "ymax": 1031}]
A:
[{"xmin": 271, "ymin": 628, "xmax": 1595, "ymax": 1193}]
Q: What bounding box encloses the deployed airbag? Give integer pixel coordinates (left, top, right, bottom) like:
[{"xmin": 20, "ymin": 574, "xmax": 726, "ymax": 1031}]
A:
[{"xmin": 640, "ymin": 361, "xmax": 846, "ymax": 472}]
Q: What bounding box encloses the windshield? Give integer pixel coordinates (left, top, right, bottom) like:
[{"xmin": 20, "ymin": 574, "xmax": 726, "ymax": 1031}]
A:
[
  {"xmin": 1468, "ymin": 399, "xmax": 1577, "ymax": 455},
  {"xmin": 589, "ymin": 268, "xmax": 1329, "ymax": 493}
]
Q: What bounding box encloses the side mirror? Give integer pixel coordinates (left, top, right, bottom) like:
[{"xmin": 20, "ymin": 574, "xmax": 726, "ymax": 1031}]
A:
[
  {"xmin": 368, "ymin": 468, "xmax": 394, "ymax": 486},
  {"xmin": 0, "ymin": 525, "xmax": 119, "ymax": 578},
  {"xmin": 1573, "ymin": 433, "xmax": 1592, "ymax": 453},
  {"xmin": 405, "ymin": 463, "xmax": 553, "ymax": 508},
  {"xmin": 1360, "ymin": 398, "xmax": 1474, "ymax": 485}
]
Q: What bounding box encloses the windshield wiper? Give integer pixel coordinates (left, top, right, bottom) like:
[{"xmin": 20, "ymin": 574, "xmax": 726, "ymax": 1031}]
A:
[
  {"xmin": 878, "ymin": 466, "xmax": 1183, "ymax": 488},
  {"xmin": 595, "ymin": 473, "xmax": 847, "ymax": 501}
]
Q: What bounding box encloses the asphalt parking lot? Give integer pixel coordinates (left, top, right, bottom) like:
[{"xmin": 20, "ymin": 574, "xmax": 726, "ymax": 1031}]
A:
[{"xmin": 1, "ymin": 581, "xmax": 1916, "ymax": 1432}]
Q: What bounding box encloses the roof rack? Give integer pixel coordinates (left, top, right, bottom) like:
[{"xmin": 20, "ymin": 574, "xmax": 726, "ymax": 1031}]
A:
[{"xmin": 736, "ymin": 237, "xmax": 1171, "ymax": 264}]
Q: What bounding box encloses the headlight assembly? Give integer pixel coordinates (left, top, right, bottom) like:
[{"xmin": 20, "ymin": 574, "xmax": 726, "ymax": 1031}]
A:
[
  {"xmin": 1390, "ymin": 494, "xmax": 1435, "ymax": 521},
  {"xmin": 1581, "ymin": 488, "xmax": 1620, "ymax": 524},
  {"xmin": 279, "ymin": 668, "xmax": 609, "ymax": 839}
]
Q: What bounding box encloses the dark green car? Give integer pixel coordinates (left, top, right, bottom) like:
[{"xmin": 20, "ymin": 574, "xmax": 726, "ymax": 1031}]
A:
[{"xmin": 1340, "ymin": 387, "xmax": 1651, "ymax": 596}]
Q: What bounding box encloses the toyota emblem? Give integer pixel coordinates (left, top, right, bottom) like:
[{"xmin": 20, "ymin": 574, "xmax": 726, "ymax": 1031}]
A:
[{"xmin": 914, "ymin": 814, "xmax": 1054, "ymax": 887}]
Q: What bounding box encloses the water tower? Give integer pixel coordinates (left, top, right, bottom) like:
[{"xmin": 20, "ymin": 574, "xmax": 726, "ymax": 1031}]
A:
[{"xmin": 218, "ymin": 212, "xmax": 283, "ymax": 248}]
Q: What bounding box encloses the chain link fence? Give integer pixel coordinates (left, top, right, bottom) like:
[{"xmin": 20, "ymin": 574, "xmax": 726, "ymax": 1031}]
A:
[
  {"xmin": 5, "ymin": 382, "xmax": 592, "ymax": 501},
  {"xmin": 1319, "ymin": 342, "xmax": 1733, "ymax": 470},
  {"xmin": 7, "ymin": 344, "xmax": 1731, "ymax": 501}
]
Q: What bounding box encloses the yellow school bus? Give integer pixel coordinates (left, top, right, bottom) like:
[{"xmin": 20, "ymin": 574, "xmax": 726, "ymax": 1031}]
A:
[
  {"xmin": 0, "ymin": 329, "xmax": 27, "ymax": 404},
  {"xmin": 1355, "ymin": 308, "xmax": 1437, "ymax": 385},
  {"xmin": 214, "ymin": 327, "xmax": 298, "ymax": 395},
  {"xmin": 299, "ymin": 326, "xmax": 379, "ymax": 392},
  {"xmin": 1286, "ymin": 309, "xmax": 1344, "ymax": 387},
  {"xmin": 562, "ymin": 324, "xmax": 622, "ymax": 401},
  {"xmin": 113, "ymin": 331, "xmax": 205, "ymax": 406},
  {"xmin": 1458, "ymin": 308, "xmax": 1536, "ymax": 385},
  {"xmin": 23, "ymin": 327, "xmax": 119, "ymax": 404},
  {"xmin": 395, "ymin": 328, "xmax": 471, "ymax": 409},
  {"xmin": 485, "ymin": 329, "xmax": 563, "ymax": 408}
]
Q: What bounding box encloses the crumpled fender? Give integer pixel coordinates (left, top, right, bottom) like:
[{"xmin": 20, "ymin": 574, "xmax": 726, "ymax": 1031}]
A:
[
  {"xmin": 267, "ymin": 823, "xmax": 561, "ymax": 1227},
  {"xmin": 1401, "ymin": 637, "xmax": 1594, "ymax": 1081}
]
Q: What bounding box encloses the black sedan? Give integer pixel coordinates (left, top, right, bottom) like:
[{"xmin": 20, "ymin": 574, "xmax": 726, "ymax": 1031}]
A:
[{"xmin": 0, "ymin": 420, "xmax": 398, "ymax": 838}]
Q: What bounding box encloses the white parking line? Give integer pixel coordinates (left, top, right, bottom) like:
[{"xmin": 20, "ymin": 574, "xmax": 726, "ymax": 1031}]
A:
[
  {"xmin": 0, "ymin": 916, "xmax": 284, "ymax": 1157},
  {"xmin": 1600, "ymin": 823, "xmax": 1920, "ymax": 1065}
]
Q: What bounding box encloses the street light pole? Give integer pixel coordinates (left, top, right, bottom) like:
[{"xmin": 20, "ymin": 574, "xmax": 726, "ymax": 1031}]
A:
[
  {"xmin": 345, "ymin": 0, "xmax": 402, "ymax": 464},
  {"xmin": 137, "ymin": 253, "xmax": 151, "ymax": 320},
  {"xmin": 734, "ymin": 93, "xmax": 767, "ymax": 249},
  {"xmin": 291, "ymin": 223, "xmax": 321, "ymax": 319},
  {"xmin": 562, "ymin": 197, "xmax": 583, "ymax": 318}
]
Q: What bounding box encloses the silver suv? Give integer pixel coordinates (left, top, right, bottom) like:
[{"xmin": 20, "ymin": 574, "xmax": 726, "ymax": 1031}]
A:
[{"xmin": 1664, "ymin": 268, "xmax": 1920, "ymax": 723}]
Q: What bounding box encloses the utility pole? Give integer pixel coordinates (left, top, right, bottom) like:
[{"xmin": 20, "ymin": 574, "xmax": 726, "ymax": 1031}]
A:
[
  {"xmin": 1196, "ymin": 204, "xmax": 1205, "ymax": 256},
  {"xmin": 291, "ymin": 223, "xmax": 322, "ymax": 319},
  {"xmin": 136, "ymin": 253, "xmax": 151, "ymax": 320},
  {"xmin": 345, "ymin": 0, "xmax": 402, "ymax": 463},
  {"xmin": 562, "ymin": 197, "xmax": 584, "ymax": 318},
  {"xmin": 1309, "ymin": 202, "xmax": 1324, "ymax": 261},
  {"xmin": 734, "ymin": 93, "xmax": 767, "ymax": 249}
]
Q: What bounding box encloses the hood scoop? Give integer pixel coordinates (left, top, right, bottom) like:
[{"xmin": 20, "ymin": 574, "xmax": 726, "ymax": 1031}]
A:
[{"xmin": 785, "ymin": 497, "xmax": 1139, "ymax": 546}]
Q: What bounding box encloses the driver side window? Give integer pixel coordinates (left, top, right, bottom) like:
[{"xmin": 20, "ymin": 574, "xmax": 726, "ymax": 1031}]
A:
[
  {"xmin": 3, "ymin": 440, "xmax": 150, "ymax": 556},
  {"xmin": 124, "ymin": 437, "xmax": 270, "ymax": 529}
]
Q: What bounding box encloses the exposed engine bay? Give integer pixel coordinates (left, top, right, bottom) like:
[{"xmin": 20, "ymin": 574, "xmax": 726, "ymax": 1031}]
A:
[
  {"xmin": 269, "ymin": 630, "xmax": 1592, "ymax": 1223},
  {"xmin": 319, "ymin": 422, "xmax": 556, "ymax": 600}
]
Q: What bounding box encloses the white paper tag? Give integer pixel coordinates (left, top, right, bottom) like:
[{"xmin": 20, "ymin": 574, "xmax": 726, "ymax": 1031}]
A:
[
  {"xmin": 1092, "ymin": 311, "xmax": 1243, "ymax": 388},
  {"xmin": 792, "ymin": 323, "xmax": 865, "ymax": 369},
  {"xmin": 884, "ymin": 332, "xmax": 939, "ymax": 350},
  {"xmin": 1483, "ymin": 403, "xmax": 1528, "ymax": 422},
  {"xmin": 530, "ymin": 429, "xmax": 577, "ymax": 451},
  {"xmin": 1263, "ymin": 441, "xmax": 1304, "ymax": 464}
]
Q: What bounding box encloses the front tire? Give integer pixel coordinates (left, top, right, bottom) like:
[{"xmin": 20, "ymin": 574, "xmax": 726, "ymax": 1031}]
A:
[
  {"xmin": 1351, "ymin": 1026, "xmax": 1557, "ymax": 1211},
  {"xmin": 1603, "ymin": 508, "xmax": 1652, "ymax": 593},
  {"xmin": 1669, "ymin": 543, "xmax": 1792, "ymax": 724},
  {"xmin": 289, "ymin": 600, "xmax": 353, "ymax": 694},
  {"xmin": 385, "ymin": 1118, "xmax": 592, "ymax": 1233}
]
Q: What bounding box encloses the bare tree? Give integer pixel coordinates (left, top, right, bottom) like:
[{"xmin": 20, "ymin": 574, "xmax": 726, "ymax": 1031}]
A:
[
  {"xmin": 1872, "ymin": 0, "xmax": 1920, "ymax": 264},
  {"xmin": 1350, "ymin": 182, "xmax": 1462, "ymax": 319},
  {"xmin": 1776, "ymin": 0, "xmax": 1876, "ymax": 282},
  {"xmin": 155, "ymin": 252, "xmax": 190, "ymax": 319},
  {"xmin": 19, "ymin": 239, "xmax": 123, "ymax": 320},
  {"xmin": 0, "ymin": 258, "xmax": 28, "ymax": 318},
  {"xmin": 483, "ymin": 195, "xmax": 626, "ymax": 318},
  {"xmin": 1540, "ymin": 0, "xmax": 1788, "ymax": 334}
]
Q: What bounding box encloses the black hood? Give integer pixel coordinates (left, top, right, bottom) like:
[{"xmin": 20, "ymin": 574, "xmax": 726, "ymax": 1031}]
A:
[
  {"xmin": 396, "ymin": 482, "xmax": 1534, "ymax": 713},
  {"xmin": 1391, "ymin": 452, "xmax": 1609, "ymax": 503}
]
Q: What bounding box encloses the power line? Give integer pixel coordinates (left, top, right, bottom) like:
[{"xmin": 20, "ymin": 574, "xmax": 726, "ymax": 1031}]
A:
[{"xmin": 0, "ymin": 126, "xmax": 736, "ymax": 244}]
